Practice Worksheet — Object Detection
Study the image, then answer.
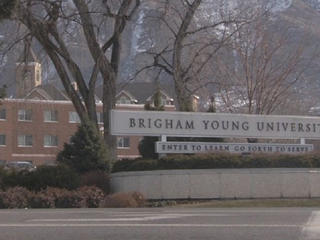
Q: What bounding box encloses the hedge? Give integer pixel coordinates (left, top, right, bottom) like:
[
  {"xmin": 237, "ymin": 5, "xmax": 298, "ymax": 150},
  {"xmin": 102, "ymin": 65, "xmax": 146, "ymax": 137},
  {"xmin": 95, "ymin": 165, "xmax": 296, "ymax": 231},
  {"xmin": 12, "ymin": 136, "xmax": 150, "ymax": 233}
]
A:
[
  {"xmin": 1, "ymin": 165, "xmax": 80, "ymax": 191},
  {"xmin": 112, "ymin": 153, "xmax": 320, "ymax": 172},
  {"xmin": 0, "ymin": 186, "xmax": 105, "ymax": 209},
  {"xmin": 0, "ymin": 166, "xmax": 110, "ymax": 194},
  {"xmin": 0, "ymin": 187, "xmax": 145, "ymax": 209}
]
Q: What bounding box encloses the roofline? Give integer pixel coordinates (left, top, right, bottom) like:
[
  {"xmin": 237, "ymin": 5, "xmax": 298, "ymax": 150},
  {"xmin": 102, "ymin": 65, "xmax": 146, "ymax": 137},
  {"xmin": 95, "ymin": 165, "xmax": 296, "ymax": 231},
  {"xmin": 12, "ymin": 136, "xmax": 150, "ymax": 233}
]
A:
[
  {"xmin": 24, "ymin": 88, "xmax": 52, "ymax": 100},
  {"xmin": 1, "ymin": 98, "xmax": 151, "ymax": 108},
  {"xmin": 146, "ymin": 89, "xmax": 173, "ymax": 101},
  {"xmin": 116, "ymin": 90, "xmax": 137, "ymax": 101}
]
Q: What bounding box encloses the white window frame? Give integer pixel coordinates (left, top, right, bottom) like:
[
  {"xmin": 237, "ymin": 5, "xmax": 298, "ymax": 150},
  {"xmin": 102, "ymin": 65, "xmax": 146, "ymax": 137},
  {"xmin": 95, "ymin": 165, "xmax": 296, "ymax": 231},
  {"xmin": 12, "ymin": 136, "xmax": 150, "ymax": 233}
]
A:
[
  {"xmin": 0, "ymin": 134, "xmax": 6, "ymax": 146},
  {"xmin": 69, "ymin": 112, "xmax": 80, "ymax": 123},
  {"xmin": 117, "ymin": 136, "xmax": 130, "ymax": 149},
  {"xmin": 18, "ymin": 109, "xmax": 32, "ymax": 121},
  {"xmin": 18, "ymin": 135, "xmax": 33, "ymax": 147},
  {"xmin": 44, "ymin": 110, "xmax": 58, "ymax": 122},
  {"xmin": 44, "ymin": 135, "xmax": 58, "ymax": 147}
]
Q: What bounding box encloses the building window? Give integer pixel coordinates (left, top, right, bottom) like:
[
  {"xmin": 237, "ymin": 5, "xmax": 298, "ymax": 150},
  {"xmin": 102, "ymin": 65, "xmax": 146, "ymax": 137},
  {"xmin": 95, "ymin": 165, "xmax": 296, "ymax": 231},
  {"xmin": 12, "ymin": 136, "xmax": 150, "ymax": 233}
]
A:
[
  {"xmin": 97, "ymin": 112, "xmax": 103, "ymax": 124},
  {"xmin": 117, "ymin": 96, "xmax": 131, "ymax": 104},
  {"xmin": 44, "ymin": 110, "xmax": 58, "ymax": 122},
  {"xmin": 160, "ymin": 96, "xmax": 172, "ymax": 106},
  {"xmin": 69, "ymin": 112, "xmax": 80, "ymax": 123},
  {"xmin": 0, "ymin": 135, "xmax": 6, "ymax": 146},
  {"xmin": 117, "ymin": 136, "xmax": 130, "ymax": 148},
  {"xmin": 18, "ymin": 135, "xmax": 33, "ymax": 147},
  {"xmin": 0, "ymin": 109, "xmax": 6, "ymax": 120},
  {"xmin": 44, "ymin": 135, "xmax": 58, "ymax": 147},
  {"xmin": 18, "ymin": 109, "xmax": 32, "ymax": 121}
]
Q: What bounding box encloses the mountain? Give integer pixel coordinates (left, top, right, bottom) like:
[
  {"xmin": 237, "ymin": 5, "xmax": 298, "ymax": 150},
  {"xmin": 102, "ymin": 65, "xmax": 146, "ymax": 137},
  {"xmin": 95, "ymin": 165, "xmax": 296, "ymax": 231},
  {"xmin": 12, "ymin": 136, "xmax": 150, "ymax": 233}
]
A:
[{"xmin": 1, "ymin": 0, "xmax": 320, "ymax": 113}]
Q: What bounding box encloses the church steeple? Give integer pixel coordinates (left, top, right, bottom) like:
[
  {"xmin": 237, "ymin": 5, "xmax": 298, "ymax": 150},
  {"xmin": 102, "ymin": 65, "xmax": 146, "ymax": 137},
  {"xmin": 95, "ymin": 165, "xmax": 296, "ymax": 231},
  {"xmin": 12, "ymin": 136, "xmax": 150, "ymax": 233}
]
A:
[{"xmin": 16, "ymin": 40, "xmax": 42, "ymax": 98}]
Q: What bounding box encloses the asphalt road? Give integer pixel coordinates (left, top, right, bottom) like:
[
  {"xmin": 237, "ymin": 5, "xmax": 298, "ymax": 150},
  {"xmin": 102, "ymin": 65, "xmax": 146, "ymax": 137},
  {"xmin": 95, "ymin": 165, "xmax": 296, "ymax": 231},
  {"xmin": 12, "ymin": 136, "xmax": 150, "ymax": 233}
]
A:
[{"xmin": 0, "ymin": 208, "xmax": 319, "ymax": 240}]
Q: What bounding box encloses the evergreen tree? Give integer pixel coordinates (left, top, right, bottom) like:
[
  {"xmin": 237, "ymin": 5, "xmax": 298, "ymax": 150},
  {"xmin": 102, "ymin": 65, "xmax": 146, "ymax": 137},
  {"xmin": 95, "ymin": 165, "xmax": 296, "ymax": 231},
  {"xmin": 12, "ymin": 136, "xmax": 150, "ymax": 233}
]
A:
[
  {"xmin": 138, "ymin": 88, "xmax": 163, "ymax": 159},
  {"xmin": 57, "ymin": 121, "xmax": 109, "ymax": 173}
]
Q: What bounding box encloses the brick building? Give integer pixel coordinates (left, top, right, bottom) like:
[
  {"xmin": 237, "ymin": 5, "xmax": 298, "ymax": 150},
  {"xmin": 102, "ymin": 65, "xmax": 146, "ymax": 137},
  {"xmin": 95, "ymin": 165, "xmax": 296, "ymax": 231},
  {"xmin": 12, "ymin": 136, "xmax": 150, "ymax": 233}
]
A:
[
  {"xmin": 0, "ymin": 49, "xmax": 177, "ymax": 165},
  {"xmin": 0, "ymin": 99, "xmax": 165, "ymax": 165}
]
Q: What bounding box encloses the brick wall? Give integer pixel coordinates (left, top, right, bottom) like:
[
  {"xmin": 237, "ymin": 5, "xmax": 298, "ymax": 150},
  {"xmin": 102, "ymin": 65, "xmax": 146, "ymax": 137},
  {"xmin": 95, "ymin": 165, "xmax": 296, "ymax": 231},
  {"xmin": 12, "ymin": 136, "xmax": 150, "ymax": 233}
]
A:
[{"xmin": 0, "ymin": 99, "xmax": 175, "ymax": 165}]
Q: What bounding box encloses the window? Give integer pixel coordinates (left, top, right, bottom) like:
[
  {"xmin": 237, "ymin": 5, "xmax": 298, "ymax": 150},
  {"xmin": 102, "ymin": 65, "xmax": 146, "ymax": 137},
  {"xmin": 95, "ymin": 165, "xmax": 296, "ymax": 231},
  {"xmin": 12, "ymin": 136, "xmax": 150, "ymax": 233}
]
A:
[
  {"xmin": 44, "ymin": 135, "xmax": 58, "ymax": 147},
  {"xmin": 44, "ymin": 110, "xmax": 58, "ymax": 122},
  {"xmin": 0, "ymin": 135, "xmax": 5, "ymax": 146},
  {"xmin": 97, "ymin": 112, "xmax": 103, "ymax": 124},
  {"xmin": 161, "ymin": 96, "xmax": 170, "ymax": 106},
  {"xmin": 18, "ymin": 109, "xmax": 32, "ymax": 121},
  {"xmin": 18, "ymin": 135, "xmax": 33, "ymax": 147},
  {"xmin": 69, "ymin": 112, "xmax": 80, "ymax": 123},
  {"xmin": 117, "ymin": 96, "xmax": 131, "ymax": 104},
  {"xmin": 117, "ymin": 137, "xmax": 130, "ymax": 148},
  {"xmin": 0, "ymin": 109, "xmax": 6, "ymax": 120}
]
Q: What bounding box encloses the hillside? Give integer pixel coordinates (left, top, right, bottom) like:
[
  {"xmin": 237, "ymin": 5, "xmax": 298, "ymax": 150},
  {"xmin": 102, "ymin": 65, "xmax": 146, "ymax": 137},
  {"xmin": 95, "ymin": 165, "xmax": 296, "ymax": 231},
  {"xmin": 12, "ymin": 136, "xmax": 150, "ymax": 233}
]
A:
[{"xmin": 0, "ymin": 0, "xmax": 320, "ymax": 113}]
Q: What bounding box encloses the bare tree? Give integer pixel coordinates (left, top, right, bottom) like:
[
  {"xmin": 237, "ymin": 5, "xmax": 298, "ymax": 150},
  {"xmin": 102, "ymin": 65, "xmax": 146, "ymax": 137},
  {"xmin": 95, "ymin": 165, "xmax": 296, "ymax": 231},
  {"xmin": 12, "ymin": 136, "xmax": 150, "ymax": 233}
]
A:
[
  {"xmin": 0, "ymin": 0, "xmax": 17, "ymax": 20},
  {"xmin": 137, "ymin": 0, "xmax": 252, "ymax": 111},
  {"xmin": 213, "ymin": 7, "xmax": 313, "ymax": 115},
  {"xmin": 8, "ymin": 0, "xmax": 140, "ymax": 161}
]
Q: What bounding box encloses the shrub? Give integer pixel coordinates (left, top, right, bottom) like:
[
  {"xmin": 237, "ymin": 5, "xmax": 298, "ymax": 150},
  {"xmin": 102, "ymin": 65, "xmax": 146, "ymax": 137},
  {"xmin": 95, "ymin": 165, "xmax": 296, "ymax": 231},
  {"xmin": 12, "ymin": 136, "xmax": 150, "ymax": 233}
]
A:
[
  {"xmin": 0, "ymin": 166, "xmax": 7, "ymax": 190},
  {"xmin": 138, "ymin": 137, "xmax": 159, "ymax": 159},
  {"xmin": 1, "ymin": 170, "xmax": 28, "ymax": 190},
  {"xmin": 0, "ymin": 186, "xmax": 108, "ymax": 209},
  {"xmin": 79, "ymin": 170, "xmax": 110, "ymax": 194},
  {"xmin": 77, "ymin": 186, "xmax": 105, "ymax": 208},
  {"xmin": 43, "ymin": 188, "xmax": 83, "ymax": 208},
  {"xmin": 112, "ymin": 152, "xmax": 320, "ymax": 172},
  {"xmin": 0, "ymin": 187, "xmax": 32, "ymax": 208},
  {"xmin": 29, "ymin": 191, "xmax": 55, "ymax": 208},
  {"xmin": 2, "ymin": 165, "xmax": 80, "ymax": 191},
  {"xmin": 101, "ymin": 192, "xmax": 145, "ymax": 208},
  {"xmin": 27, "ymin": 165, "xmax": 80, "ymax": 191},
  {"xmin": 57, "ymin": 121, "xmax": 109, "ymax": 173}
]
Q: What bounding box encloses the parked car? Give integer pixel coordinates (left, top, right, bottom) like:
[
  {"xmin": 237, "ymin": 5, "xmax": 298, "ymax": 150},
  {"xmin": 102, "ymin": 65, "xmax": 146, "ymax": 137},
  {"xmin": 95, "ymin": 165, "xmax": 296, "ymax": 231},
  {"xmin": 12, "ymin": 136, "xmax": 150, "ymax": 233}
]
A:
[{"xmin": 4, "ymin": 161, "xmax": 37, "ymax": 172}]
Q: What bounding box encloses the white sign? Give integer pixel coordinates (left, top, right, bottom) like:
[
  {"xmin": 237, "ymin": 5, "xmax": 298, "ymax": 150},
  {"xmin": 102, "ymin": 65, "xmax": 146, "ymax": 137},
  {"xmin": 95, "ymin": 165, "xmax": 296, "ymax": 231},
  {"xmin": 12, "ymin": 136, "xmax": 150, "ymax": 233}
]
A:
[
  {"xmin": 110, "ymin": 110, "xmax": 320, "ymax": 139},
  {"xmin": 156, "ymin": 142, "xmax": 314, "ymax": 154}
]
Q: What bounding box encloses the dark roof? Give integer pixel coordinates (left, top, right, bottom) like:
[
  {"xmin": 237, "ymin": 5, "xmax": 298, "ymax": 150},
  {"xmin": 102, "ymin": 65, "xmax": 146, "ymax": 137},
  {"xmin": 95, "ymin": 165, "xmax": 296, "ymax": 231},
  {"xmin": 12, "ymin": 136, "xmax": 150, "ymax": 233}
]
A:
[
  {"xmin": 96, "ymin": 82, "xmax": 176, "ymax": 104},
  {"xmin": 40, "ymin": 84, "xmax": 69, "ymax": 100},
  {"xmin": 25, "ymin": 84, "xmax": 70, "ymax": 101}
]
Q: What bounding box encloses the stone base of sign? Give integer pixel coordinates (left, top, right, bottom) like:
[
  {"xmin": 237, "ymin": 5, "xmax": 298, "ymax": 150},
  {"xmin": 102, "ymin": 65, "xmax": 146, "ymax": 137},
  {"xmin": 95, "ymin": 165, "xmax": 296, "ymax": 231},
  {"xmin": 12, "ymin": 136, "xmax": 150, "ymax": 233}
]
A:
[{"xmin": 111, "ymin": 169, "xmax": 320, "ymax": 200}]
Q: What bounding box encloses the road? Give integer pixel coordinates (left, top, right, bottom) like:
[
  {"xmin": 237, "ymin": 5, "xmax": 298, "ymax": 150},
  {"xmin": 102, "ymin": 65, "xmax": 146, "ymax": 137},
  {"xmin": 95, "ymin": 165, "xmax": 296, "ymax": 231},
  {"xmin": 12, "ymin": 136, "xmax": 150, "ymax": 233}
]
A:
[{"xmin": 0, "ymin": 208, "xmax": 319, "ymax": 240}]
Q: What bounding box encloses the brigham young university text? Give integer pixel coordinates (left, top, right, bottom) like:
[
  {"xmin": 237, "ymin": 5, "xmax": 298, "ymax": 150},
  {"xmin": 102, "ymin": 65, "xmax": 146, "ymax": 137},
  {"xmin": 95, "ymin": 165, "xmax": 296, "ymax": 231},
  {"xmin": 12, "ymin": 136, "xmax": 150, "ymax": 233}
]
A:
[{"xmin": 129, "ymin": 118, "xmax": 320, "ymax": 133}]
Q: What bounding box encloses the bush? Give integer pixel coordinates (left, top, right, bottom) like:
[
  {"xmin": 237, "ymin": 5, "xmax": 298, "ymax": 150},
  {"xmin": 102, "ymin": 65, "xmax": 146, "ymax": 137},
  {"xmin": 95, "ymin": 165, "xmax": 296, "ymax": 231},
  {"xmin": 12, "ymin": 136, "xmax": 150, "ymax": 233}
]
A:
[
  {"xmin": 138, "ymin": 137, "xmax": 159, "ymax": 159},
  {"xmin": 0, "ymin": 166, "xmax": 7, "ymax": 190},
  {"xmin": 29, "ymin": 191, "xmax": 55, "ymax": 208},
  {"xmin": 79, "ymin": 170, "xmax": 110, "ymax": 194},
  {"xmin": 52, "ymin": 189, "xmax": 83, "ymax": 208},
  {"xmin": 57, "ymin": 122, "xmax": 109, "ymax": 173},
  {"xmin": 0, "ymin": 186, "xmax": 108, "ymax": 209},
  {"xmin": 112, "ymin": 152, "xmax": 320, "ymax": 172},
  {"xmin": 77, "ymin": 186, "xmax": 105, "ymax": 208},
  {"xmin": 101, "ymin": 192, "xmax": 145, "ymax": 208},
  {"xmin": 2, "ymin": 165, "xmax": 80, "ymax": 191},
  {"xmin": 0, "ymin": 187, "xmax": 32, "ymax": 208}
]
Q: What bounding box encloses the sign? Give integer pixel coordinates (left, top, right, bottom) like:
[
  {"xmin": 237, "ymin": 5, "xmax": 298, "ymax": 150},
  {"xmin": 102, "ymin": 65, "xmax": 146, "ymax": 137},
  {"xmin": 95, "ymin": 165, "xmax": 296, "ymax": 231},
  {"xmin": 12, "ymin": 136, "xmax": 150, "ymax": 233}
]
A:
[
  {"xmin": 110, "ymin": 110, "xmax": 320, "ymax": 139},
  {"xmin": 156, "ymin": 142, "xmax": 314, "ymax": 154}
]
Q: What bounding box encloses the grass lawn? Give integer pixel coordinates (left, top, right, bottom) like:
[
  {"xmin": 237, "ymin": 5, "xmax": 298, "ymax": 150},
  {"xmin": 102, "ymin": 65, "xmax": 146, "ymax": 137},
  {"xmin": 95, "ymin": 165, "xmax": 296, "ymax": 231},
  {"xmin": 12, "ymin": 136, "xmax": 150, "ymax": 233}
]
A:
[{"xmin": 168, "ymin": 198, "xmax": 320, "ymax": 208}]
